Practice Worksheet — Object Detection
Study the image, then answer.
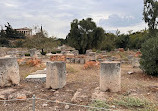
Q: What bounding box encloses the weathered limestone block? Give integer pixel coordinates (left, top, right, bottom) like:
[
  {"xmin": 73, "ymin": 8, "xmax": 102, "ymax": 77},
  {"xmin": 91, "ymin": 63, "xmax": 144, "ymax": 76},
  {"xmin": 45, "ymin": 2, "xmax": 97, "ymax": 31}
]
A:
[
  {"xmin": 98, "ymin": 59, "xmax": 103, "ymax": 63},
  {"xmin": 100, "ymin": 61, "xmax": 121, "ymax": 92},
  {"xmin": 86, "ymin": 50, "xmax": 92, "ymax": 55},
  {"xmin": 46, "ymin": 61, "xmax": 66, "ymax": 89},
  {"xmin": 101, "ymin": 51, "xmax": 106, "ymax": 55},
  {"xmin": 75, "ymin": 58, "xmax": 80, "ymax": 64},
  {"xmin": 72, "ymin": 50, "xmax": 79, "ymax": 56},
  {"xmin": 80, "ymin": 58, "xmax": 85, "ymax": 64},
  {"xmin": 70, "ymin": 58, "xmax": 75, "ymax": 63},
  {"xmin": 88, "ymin": 52, "xmax": 96, "ymax": 56},
  {"xmin": 0, "ymin": 57, "xmax": 20, "ymax": 87},
  {"xmin": 29, "ymin": 48, "xmax": 38, "ymax": 58},
  {"xmin": 66, "ymin": 58, "xmax": 71, "ymax": 63},
  {"xmin": 132, "ymin": 58, "xmax": 140, "ymax": 68},
  {"xmin": 0, "ymin": 48, "xmax": 6, "ymax": 57}
]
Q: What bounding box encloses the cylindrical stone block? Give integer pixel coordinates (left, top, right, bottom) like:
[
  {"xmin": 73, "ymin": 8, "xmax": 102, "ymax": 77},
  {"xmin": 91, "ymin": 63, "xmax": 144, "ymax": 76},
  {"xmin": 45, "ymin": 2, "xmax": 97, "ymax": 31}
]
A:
[
  {"xmin": 46, "ymin": 61, "xmax": 66, "ymax": 89},
  {"xmin": 0, "ymin": 57, "xmax": 20, "ymax": 87},
  {"xmin": 100, "ymin": 61, "xmax": 121, "ymax": 92}
]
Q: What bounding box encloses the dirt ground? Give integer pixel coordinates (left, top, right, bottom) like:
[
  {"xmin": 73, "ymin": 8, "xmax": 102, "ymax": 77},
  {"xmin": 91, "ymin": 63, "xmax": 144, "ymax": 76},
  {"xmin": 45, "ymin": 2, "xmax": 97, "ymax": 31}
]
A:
[{"xmin": 0, "ymin": 62, "xmax": 158, "ymax": 111}]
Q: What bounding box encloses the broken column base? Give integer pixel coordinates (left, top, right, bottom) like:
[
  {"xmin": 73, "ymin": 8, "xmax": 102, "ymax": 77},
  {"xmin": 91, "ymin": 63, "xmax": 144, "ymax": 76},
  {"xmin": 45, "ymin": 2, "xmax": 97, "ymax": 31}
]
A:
[
  {"xmin": 46, "ymin": 61, "xmax": 66, "ymax": 89},
  {"xmin": 100, "ymin": 61, "xmax": 121, "ymax": 92}
]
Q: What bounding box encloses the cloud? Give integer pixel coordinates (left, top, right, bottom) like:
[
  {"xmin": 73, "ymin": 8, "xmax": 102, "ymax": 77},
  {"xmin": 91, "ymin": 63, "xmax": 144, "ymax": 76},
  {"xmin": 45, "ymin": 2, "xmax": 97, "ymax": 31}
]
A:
[
  {"xmin": 99, "ymin": 14, "xmax": 142, "ymax": 27},
  {"xmin": 0, "ymin": 0, "xmax": 146, "ymax": 38}
]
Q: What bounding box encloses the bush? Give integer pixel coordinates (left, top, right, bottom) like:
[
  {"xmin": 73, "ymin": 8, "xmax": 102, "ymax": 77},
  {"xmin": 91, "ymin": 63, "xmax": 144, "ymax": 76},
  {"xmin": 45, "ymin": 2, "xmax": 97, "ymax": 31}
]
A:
[
  {"xmin": 101, "ymin": 43, "xmax": 115, "ymax": 52},
  {"xmin": 140, "ymin": 36, "xmax": 158, "ymax": 76},
  {"xmin": 51, "ymin": 51, "xmax": 56, "ymax": 54},
  {"xmin": 56, "ymin": 51, "xmax": 61, "ymax": 53},
  {"xmin": 0, "ymin": 38, "xmax": 10, "ymax": 47},
  {"xmin": 40, "ymin": 51, "xmax": 47, "ymax": 55},
  {"xmin": 25, "ymin": 53, "xmax": 30, "ymax": 56}
]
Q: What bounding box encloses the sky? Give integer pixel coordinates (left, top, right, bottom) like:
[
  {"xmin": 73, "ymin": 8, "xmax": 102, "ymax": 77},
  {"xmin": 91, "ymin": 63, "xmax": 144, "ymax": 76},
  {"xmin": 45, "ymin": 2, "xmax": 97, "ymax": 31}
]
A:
[{"xmin": 0, "ymin": 0, "xmax": 147, "ymax": 38}]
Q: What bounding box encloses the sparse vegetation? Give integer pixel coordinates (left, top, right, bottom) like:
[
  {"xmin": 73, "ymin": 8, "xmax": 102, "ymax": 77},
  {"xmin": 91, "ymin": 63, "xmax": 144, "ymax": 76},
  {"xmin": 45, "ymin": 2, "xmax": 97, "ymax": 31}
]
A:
[
  {"xmin": 89, "ymin": 100, "xmax": 110, "ymax": 111},
  {"xmin": 66, "ymin": 64, "xmax": 78, "ymax": 73},
  {"xmin": 25, "ymin": 53, "xmax": 30, "ymax": 56},
  {"xmin": 113, "ymin": 96, "xmax": 157, "ymax": 111},
  {"xmin": 89, "ymin": 97, "xmax": 158, "ymax": 111}
]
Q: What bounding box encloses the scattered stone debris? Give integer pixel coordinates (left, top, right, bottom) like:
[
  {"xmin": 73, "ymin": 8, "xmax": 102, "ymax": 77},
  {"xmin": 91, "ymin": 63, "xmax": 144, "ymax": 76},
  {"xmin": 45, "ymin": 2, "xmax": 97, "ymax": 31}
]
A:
[
  {"xmin": 92, "ymin": 87, "xmax": 107, "ymax": 101},
  {"xmin": 127, "ymin": 71, "xmax": 135, "ymax": 75},
  {"xmin": 42, "ymin": 103, "xmax": 48, "ymax": 107},
  {"xmin": 71, "ymin": 88, "xmax": 88, "ymax": 103},
  {"xmin": 65, "ymin": 105, "xmax": 70, "ymax": 110}
]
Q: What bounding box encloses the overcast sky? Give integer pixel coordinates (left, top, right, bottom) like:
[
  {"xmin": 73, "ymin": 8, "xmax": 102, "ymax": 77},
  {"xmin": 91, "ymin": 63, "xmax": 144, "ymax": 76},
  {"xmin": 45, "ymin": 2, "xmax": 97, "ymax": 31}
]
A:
[{"xmin": 0, "ymin": 0, "xmax": 147, "ymax": 38}]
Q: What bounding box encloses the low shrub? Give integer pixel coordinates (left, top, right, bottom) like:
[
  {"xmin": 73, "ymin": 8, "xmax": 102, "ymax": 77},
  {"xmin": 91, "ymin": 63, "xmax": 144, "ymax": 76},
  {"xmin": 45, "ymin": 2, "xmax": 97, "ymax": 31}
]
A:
[
  {"xmin": 25, "ymin": 53, "xmax": 30, "ymax": 56},
  {"xmin": 41, "ymin": 51, "xmax": 47, "ymax": 55},
  {"xmin": 56, "ymin": 51, "xmax": 61, "ymax": 53},
  {"xmin": 51, "ymin": 51, "xmax": 56, "ymax": 54}
]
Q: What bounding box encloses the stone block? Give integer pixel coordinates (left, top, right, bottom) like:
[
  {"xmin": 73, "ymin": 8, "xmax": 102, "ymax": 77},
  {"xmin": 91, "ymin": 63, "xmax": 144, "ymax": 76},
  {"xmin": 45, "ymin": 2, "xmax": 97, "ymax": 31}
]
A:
[
  {"xmin": 0, "ymin": 57, "xmax": 20, "ymax": 87},
  {"xmin": 100, "ymin": 61, "xmax": 121, "ymax": 92},
  {"xmin": 72, "ymin": 50, "xmax": 79, "ymax": 56},
  {"xmin": 46, "ymin": 61, "xmax": 66, "ymax": 89},
  {"xmin": 132, "ymin": 58, "xmax": 140, "ymax": 68},
  {"xmin": 70, "ymin": 58, "xmax": 75, "ymax": 63},
  {"xmin": 29, "ymin": 48, "xmax": 38, "ymax": 58},
  {"xmin": 86, "ymin": 50, "xmax": 92, "ymax": 55},
  {"xmin": 101, "ymin": 51, "xmax": 106, "ymax": 55},
  {"xmin": 75, "ymin": 58, "xmax": 80, "ymax": 64},
  {"xmin": 80, "ymin": 58, "xmax": 85, "ymax": 64}
]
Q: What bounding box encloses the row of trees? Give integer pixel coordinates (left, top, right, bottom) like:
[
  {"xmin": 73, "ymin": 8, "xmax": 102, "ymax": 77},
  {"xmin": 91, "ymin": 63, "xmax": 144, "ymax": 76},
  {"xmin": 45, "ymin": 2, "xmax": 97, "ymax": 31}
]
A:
[
  {"xmin": 66, "ymin": 18, "xmax": 148, "ymax": 53},
  {"xmin": 0, "ymin": 23, "xmax": 61, "ymax": 52}
]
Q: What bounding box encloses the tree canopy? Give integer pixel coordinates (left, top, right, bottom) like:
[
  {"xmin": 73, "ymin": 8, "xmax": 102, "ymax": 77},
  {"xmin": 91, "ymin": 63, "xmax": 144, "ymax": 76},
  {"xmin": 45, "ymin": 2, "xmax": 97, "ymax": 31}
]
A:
[
  {"xmin": 66, "ymin": 18, "xmax": 104, "ymax": 54},
  {"xmin": 143, "ymin": 0, "xmax": 158, "ymax": 31}
]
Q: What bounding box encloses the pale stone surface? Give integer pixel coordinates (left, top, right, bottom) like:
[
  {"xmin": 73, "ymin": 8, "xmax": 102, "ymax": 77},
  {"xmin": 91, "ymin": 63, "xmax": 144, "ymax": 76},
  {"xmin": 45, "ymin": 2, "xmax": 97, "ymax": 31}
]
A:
[
  {"xmin": 0, "ymin": 57, "xmax": 20, "ymax": 87},
  {"xmin": 80, "ymin": 58, "xmax": 85, "ymax": 64},
  {"xmin": 66, "ymin": 58, "xmax": 71, "ymax": 63},
  {"xmin": 71, "ymin": 50, "xmax": 79, "ymax": 56},
  {"xmin": 100, "ymin": 61, "xmax": 121, "ymax": 92},
  {"xmin": 46, "ymin": 61, "xmax": 66, "ymax": 89},
  {"xmin": 26, "ymin": 74, "xmax": 46, "ymax": 79},
  {"xmin": 70, "ymin": 58, "xmax": 75, "ymax": 63},
  {"xmin": 132, "ymin": 58, "xmax": 140, "ymax": 68},
  {"xmin": 88, "ymin": 52, "xmax": 96, "ymax": 56},
  {"xmin": 101, "ymin": 51, "xmax": 106, "ymax": 55},
  {"xmin": 75, "ymin": 58, "xmax": 80, "ymax": 64},
  {"xmin": 86, "ymin": 50, "xmax": 92, "ymax": 55},
  {"xmin": 29, "ymin": 48, "xmax": 38, "ymax": 58}
]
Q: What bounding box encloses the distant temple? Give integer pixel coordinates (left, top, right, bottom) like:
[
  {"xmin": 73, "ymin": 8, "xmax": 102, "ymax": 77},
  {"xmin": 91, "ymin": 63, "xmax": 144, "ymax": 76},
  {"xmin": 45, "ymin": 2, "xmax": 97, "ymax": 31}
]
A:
[{"xmin": 15, "ymin": 27, "xmax": 32, "ymax": 36}]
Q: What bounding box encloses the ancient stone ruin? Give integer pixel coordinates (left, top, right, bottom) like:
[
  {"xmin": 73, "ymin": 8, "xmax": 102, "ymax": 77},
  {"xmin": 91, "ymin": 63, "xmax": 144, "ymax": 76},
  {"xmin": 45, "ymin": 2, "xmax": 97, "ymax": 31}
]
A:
[
  {"xmin": 100, "ymin": 61, "xmax": 121, "ymax": 92},
  {"xmin": 29, "ymin": 48, "xmax": 38, "ymax": 58},
  {"xmin": 0, "ymin": 57, "xmax": 20, "ymax": 87},
  {"xmin": 46, "ymin": 61, "xmax": 66, "ymax": 89}
]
